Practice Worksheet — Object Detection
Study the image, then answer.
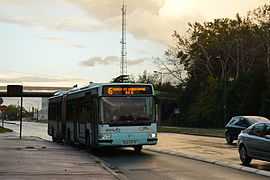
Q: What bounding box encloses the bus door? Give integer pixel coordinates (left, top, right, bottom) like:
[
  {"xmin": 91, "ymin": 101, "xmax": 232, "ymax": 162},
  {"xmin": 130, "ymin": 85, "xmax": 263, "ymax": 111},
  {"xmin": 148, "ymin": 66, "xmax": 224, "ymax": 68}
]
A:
[
  {"xmin": 56, "ymin": 101, "xmax": 62, "ymax": 138},
  {"xmin": 73, "ymin": 99, "xmax": 79, "ymax": 142},
  {"xmin": 78, "ymin": 100, "xmax": 88, "ymax": 142},
  {"xmin": 90, "ymin": 97, "xmax": 99, "ymax": 146},
  {"xmin": 61, "ymin": 95, "xmax": 67, "ymax": 140}
]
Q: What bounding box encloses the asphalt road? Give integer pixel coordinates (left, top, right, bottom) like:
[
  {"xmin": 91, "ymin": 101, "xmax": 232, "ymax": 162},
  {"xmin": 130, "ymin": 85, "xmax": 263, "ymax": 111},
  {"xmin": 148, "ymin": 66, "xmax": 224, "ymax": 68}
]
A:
[
  {"xmin": 3, "ymin": 121, "xmax": 269, "ymax": 180},
  {"xmin": 94, "ymin": 148, "xmax": 268, "ymax": 180}
]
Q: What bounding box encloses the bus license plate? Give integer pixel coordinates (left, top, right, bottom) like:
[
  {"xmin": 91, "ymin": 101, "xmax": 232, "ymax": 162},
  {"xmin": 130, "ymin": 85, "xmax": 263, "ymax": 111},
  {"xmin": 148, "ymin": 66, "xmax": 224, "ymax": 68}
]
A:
[{"xmin": 123, "ymin": 140, "xmax": 136, "ymax": 145}]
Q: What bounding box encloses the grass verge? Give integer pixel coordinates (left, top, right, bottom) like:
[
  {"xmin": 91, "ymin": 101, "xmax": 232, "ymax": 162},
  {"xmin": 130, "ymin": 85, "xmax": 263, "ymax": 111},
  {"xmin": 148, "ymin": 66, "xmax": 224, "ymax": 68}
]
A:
[
  {"xmin": 158, "ymin": 126, "xmax": 225, "ymax": 138},
  {"xmin": 0, "ymin": 127, "xmax": 12, "ymax": 133}
]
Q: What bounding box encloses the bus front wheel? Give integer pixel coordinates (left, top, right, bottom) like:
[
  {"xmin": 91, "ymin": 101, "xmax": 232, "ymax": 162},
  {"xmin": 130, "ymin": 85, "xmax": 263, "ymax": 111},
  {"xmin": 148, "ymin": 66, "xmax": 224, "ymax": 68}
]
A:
[{"xmin": 134, "ymin": 145, "xmax": 143, "ymax": 153}]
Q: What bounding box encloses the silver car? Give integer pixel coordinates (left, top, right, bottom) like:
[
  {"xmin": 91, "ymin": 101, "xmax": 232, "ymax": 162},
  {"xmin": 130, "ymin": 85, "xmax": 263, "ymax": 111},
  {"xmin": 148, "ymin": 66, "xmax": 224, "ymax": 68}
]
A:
[
  {"xmin": 238, "ymin": 122, "xmax": 270, "ymax": 165},
  {"xmin": 225, "ymin": 116, "xmax": 269, "ymax": 144}
]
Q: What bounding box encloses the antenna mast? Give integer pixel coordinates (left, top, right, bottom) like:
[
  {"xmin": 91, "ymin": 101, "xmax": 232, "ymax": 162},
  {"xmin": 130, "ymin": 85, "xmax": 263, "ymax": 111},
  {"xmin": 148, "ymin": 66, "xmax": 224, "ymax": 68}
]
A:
[{"xmin": 120, "ymin": 0, "xmax": 127, "ymax": 76}]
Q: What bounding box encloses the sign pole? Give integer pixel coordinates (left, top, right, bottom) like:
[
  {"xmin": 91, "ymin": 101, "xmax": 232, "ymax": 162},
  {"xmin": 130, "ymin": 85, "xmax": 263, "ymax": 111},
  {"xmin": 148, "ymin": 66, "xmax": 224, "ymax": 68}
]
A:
[
  {"xmin": 7, "ymin": 85, "xmax": 23, "ymax": 139},
  {"xmin": 0, "ymin": 97, "xmax": 3, "ymax": 128},
  {"xmin": 20, "ymin": 96, "xmax": 23, "ymax": 139}
]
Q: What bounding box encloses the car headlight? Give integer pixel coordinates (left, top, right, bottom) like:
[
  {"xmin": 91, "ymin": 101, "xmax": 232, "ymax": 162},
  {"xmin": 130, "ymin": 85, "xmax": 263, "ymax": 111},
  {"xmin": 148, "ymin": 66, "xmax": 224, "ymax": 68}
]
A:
[{"xmin": 149, "ymin": 133, "xmax": 157, "ymax": 138}]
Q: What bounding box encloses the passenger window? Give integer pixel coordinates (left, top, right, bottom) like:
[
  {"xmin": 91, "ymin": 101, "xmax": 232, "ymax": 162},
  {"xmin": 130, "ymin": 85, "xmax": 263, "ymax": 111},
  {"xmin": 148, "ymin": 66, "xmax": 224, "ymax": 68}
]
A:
[
  {"xmin": 247, "ymin": 127, "xmax": 255, "ymax": 135},
  {"xmin": 264, "ymin": 124, "xmax": 270, "ymax": 137},
  {"xmin": 253, "ymin": 124, "xmax": 265, "ymax": 137}
]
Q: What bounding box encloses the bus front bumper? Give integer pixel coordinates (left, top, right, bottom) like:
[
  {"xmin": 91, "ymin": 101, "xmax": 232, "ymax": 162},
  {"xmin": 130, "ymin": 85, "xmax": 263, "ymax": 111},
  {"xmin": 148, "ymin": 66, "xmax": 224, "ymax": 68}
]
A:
[{"xmin": 97, "ymin": 133, "xmax": 158, "ymax": 147}]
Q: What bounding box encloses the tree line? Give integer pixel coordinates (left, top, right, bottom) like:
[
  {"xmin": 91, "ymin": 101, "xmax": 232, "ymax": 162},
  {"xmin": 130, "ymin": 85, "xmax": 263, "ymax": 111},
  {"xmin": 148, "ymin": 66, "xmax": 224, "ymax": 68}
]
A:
[
  {"xmin": 1, "ymin": 105, "xmax": 35, "ymax": 121},
  {"xmin": 150, "ymin": 4, "xmax": 270, "ymax": 128}
]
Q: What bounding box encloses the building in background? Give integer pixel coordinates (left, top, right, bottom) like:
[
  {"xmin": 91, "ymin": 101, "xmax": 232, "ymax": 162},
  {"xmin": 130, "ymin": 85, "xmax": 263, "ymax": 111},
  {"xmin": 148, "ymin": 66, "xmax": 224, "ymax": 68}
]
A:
[{"xmin": 39, "ymin": 98, "xmax": 48, "ymax": 120}]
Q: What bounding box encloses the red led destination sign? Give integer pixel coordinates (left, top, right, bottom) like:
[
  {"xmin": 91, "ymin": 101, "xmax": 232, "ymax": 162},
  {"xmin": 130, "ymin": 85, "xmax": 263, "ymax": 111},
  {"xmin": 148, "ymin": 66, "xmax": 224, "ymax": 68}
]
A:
[{"xmin": 103, "ymin": 86, "xmax": 152, "ymax": 96}]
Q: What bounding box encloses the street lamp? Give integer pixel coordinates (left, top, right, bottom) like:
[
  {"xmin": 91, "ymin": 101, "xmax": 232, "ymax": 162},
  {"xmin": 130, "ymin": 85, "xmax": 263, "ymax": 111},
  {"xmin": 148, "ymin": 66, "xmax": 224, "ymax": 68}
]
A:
[{"xmin": 216, "ymin": 56, "xmax": 228, "ymax": 125}]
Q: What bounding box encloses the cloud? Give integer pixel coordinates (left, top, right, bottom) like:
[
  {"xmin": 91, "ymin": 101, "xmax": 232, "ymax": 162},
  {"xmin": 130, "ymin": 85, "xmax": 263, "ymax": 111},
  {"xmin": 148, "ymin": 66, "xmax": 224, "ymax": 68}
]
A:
[
  {"xmin": 0, "ymin": 0, "xmax": 268, "ymax": 45},
  {"xmin": 128, "ymin": 59, "xmax": 145, "ymax": 65},
  {"xmin": 80, "ymin": 56, "xmax": 119, "ymax": 67},
  {"xmin": 43, "ymin": 36, "xmax": 85, "ymax": 48},
  {"xmin": 65, "ymin": 0, "xmax": 268, "ymax": 44},
  {"xmin": 0, "ymin": 76, "xmax": 84, "ymax": 83},
  {"xmin": 65, "ymin": 0, "xmax": 173, "ymax": 44},
  {"xmin": 66, "ymin": 0, "xmax": 165, "ymax": 20},
  {"xmin": 0, "ymin": 72, "xmax": 87, "ymax": 86},
  {"xmin": 0, "ymin": 0, "xmax": 103, "ymax": 32},
  {"xmin": 80, "ymin": 56, "xmax": 145, "ymax": 67}
]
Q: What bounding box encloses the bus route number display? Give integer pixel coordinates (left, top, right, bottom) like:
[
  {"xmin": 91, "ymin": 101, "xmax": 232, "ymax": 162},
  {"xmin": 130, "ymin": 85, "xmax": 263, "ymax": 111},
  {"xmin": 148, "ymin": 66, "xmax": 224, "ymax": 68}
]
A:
[{"xmin": 103, "ymin": 86, "xmax": 152, "ymax": 96}]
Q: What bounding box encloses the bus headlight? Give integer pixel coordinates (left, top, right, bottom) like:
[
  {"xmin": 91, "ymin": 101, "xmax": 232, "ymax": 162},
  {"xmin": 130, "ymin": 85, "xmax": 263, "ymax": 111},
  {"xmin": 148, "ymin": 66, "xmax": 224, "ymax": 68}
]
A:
[
  {"xmin": 99, "ymin": 134, "xmax": 112, "ymax": 140},
  {"xmin": 149, "ymin": 133, "xmax": 157, "ymax": 138}
]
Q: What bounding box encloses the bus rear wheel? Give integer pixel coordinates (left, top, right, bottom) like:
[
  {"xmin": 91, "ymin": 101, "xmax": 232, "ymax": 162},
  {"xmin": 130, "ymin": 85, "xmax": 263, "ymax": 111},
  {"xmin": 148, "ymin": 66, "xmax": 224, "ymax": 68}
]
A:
[
  {"xmin": 52, "ymin": 136, "xmax": 62, "ymax": 143},
  {"xmin": 134, "ymin": 145, "xmax": 143, "ymax": 153},
  {"xmin": 52, "ymin": 136, "xmax": 57, "ymax": 142},
  {"xmin": 65, "ymin": 129, "xmax": 71, "ymax": 144}
]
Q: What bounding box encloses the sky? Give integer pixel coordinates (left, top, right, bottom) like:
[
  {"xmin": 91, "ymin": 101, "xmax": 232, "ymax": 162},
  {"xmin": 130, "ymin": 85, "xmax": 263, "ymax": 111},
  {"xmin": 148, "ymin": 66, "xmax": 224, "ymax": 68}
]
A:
[{"xmin": 0, "ymin": 0, "xmax": 269, "ymax": 88}]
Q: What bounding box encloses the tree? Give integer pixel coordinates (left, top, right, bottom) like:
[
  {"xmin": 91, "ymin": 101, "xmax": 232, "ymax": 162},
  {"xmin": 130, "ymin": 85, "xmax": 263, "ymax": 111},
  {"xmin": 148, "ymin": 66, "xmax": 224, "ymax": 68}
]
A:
[
  {"xmin": 137, "ymin": 70, "xmax": 159, "ymax": 84},
  {"xmin": 6, "ymin": 104, "xmax": 29, "ymax": 120},
  {"xmin": 161, "ymin": 3, "xmax": 270, "ymax": 128},
  {"xmin": 6, "ymin": 105, "xmax": 18, "ymax": 120}
]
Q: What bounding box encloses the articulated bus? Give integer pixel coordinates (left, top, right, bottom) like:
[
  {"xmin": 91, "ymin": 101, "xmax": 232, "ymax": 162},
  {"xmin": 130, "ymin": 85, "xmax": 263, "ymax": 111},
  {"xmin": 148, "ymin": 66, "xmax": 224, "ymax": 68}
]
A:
[{"xmin": 48, "ymin": 83, "xmax": 158, "ymax": 152}]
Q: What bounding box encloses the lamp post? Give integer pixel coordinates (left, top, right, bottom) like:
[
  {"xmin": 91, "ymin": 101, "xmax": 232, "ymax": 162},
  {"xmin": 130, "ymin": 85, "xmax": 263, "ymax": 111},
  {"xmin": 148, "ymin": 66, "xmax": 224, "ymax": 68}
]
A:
[
  {"xmin": 216, "ymin": 56, "xmax": 228, "ymax": 125},
  {"xmin": 0, "ymin": 97, "xmax": 3, "ymax": 127}
]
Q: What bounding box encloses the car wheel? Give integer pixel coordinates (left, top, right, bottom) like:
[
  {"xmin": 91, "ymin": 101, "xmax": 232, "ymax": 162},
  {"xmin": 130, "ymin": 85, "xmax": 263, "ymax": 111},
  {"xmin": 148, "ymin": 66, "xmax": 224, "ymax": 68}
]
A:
[
  {"xmin": 239, "ymin": 145, "xmax": 252, "ymax": 166},
  {"xmin": 225, "ymin": 133, "xmax": 233, "ymax": 144}
]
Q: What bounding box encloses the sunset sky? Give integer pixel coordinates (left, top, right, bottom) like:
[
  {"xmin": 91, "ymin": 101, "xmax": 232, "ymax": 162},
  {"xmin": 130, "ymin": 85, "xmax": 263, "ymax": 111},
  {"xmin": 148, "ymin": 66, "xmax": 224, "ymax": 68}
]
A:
[{"xmin": 0, "ymin": 0, "xmax": 268, "ymax": 87}]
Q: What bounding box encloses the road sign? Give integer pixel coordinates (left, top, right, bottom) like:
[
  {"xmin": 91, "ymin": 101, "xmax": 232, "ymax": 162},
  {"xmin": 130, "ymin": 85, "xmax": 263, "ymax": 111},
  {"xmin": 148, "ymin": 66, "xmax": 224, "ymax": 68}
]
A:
[{"xmin": 7, "ymin": 85, "xmax": 23, "ymax": 97}]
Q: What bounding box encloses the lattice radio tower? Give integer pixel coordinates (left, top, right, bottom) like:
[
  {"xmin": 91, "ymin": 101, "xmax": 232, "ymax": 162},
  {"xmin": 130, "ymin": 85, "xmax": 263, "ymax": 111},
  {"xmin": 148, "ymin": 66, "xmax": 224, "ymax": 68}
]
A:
[{"xmin": 120, "ymin": 0, "xmax": 127, "ymax": 76}]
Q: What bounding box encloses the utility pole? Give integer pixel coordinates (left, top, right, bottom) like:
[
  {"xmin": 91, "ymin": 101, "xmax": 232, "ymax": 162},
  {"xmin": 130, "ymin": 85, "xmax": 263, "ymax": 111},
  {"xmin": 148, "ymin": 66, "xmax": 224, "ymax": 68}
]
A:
[
  {"xmin": 36, "ymin": 108, "xmax": 39, "ymax": 121},
  {"xmin": 20, "ymin": 96, "xmax": 23, "ymax": 139},
  {"xmin": 120, "ymin": 0, "xmax": 127, "ymax": 78},
  {"xmin": 0, "ymin": 97, "xmax": 3, "ymax": 127}
]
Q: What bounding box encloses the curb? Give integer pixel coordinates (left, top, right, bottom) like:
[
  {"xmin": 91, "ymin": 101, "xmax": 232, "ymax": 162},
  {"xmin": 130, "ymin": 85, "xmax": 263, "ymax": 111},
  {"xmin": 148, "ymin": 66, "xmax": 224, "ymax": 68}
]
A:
[
  {"xmin": 158, "ymin": 127, "xmax": 225, "ymax": 138},
  {"xmin": 87, "ymin": 153, "xmax": 124, "ymax": 180},
  {"xmin": 158, "ymin": 131, "xmax": 224, "ymax": 138},
  {"xmin": 144, "ymin": 147, "xmax": 270, "ymax": 178}
]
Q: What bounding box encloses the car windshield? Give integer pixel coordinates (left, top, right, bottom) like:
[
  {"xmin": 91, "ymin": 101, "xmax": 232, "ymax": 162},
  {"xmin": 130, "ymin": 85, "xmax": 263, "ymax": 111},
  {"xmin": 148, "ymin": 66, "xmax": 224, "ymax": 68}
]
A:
[
  {"xmin": 227, "ymin": 118, "xmax": 237, "ymax": 125},
  {"xmin": 101, "ymin": 96, "xmax": 154, "ymax": 124}
]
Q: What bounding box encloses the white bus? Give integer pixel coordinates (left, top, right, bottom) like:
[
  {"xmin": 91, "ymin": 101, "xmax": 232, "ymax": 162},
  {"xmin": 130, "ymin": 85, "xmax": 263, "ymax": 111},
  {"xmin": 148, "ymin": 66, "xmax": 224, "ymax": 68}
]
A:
[{"xmin": 48, "ymin": 83, "xmax": 158, "ymax": 152}]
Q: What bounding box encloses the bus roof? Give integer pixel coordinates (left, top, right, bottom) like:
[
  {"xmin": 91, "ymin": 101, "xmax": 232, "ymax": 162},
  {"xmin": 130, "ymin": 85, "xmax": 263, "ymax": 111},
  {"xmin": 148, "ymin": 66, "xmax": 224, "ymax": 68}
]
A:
[{"xmin": 48, "ymin": 82, "xmax": 154, "ymax": 100}]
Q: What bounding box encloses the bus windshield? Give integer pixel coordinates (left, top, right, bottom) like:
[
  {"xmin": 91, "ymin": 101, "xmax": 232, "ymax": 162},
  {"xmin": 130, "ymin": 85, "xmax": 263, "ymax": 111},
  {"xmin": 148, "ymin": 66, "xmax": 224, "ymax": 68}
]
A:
[{"xmin": 101, "ymin": 96, "xmax": 154, "ymax": 124}]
